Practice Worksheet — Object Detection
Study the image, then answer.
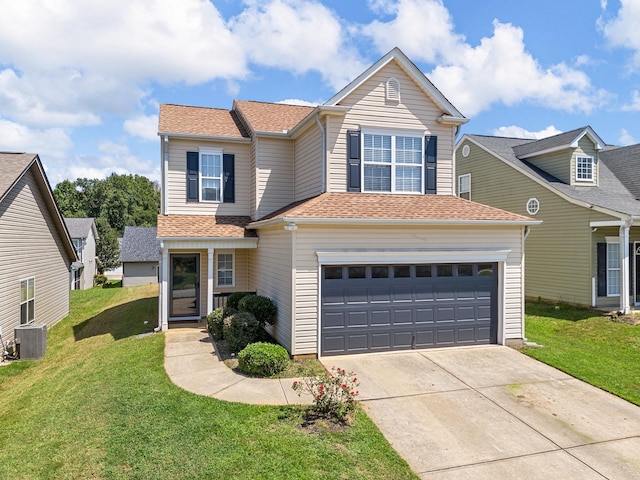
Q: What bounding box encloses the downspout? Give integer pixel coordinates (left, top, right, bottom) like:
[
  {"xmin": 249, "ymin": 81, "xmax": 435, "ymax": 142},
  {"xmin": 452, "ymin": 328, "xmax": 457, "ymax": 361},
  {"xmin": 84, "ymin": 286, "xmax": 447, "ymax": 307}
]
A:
[
  {"xmin": 154, "ymin": 240, "xmax": 165, "ymax": 332},
  {"xmin": 162, "ymin": 135, "xmax": 169, "ymax": 215},
  {"xmin": 314, "ymin": 114, "xmax": 326, "ymax": 193}
]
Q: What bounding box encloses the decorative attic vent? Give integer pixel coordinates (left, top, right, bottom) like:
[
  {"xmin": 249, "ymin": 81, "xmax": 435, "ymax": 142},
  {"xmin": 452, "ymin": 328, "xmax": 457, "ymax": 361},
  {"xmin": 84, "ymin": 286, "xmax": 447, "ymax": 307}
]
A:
[{"xmin": 386, "ymin": 77, "xmax": 400, "ymax": 101}]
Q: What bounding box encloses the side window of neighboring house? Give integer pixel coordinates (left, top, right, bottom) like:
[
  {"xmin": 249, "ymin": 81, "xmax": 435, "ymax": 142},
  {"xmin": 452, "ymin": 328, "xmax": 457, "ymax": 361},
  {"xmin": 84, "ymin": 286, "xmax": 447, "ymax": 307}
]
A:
[
  {"xmin": 186, "ymin": 150, "xmax": 235, "ymax": 203},
  {"xmin": 346, "ymin": 130, "xmax": 437, "ymax": 194},
  {"xmin": 20, "ymin": 277, "xmax": 35, "ymax": 324},
  {"xmin": 72, "ymin": 238, "xmax": 83, "ymax": 262},
  {"xmin": 216, "ymin": 252, "xmax": 234, "ymax": 287},
  {"xmin": 458, "ymin": 174, "xmax": 471, "ymax": 200}
]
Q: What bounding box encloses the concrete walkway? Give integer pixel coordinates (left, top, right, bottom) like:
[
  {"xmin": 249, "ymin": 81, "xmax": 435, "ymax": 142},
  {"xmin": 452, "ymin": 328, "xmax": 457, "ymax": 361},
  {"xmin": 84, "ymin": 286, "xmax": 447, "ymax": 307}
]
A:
[
  {"xmin": 164, "ymin": 327, "xmax": 640, "ymax": 478},
  {"xmin": 164, "ymin": 324, "xmax": 312, "ymax": 405}
]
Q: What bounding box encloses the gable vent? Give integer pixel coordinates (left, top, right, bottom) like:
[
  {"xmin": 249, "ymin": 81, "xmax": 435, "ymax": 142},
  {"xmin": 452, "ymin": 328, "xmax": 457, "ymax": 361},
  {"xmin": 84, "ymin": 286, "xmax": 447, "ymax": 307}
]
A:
[{"xmin": 386, "ymin": 78, "xmax": 400, "ymax": 101}]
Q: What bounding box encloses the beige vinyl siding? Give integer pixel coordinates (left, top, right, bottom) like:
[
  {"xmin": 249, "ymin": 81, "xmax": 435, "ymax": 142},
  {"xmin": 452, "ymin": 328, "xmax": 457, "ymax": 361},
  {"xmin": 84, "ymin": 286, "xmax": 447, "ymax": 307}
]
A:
[
  {"xmin": 250, "ymin": 139, "xmax": 257, "ymax": 219},
  {"xmin": 0, "ymin": 169, "xmax": 72, "ymax": 343},
  {"xmin": 255, "ymin": 137, "xmax": 294, "ymax": 219},
  {"xmin": 292, "ymin": 224, "xmax": 524, "ymax": 355},
  {"xmin": 251, "ymin": 226, "xmax": 293, "ymax": 351},
  {"xmin": 294, "ymin": 121, "xmax": 323, "ymax": 201},
  {"xmin": 122, "ymin": 262, "xmax": 158, "ymax": 287},
  {"xmin": 166, "ymin": 138, "xmax": 251, "ymax": 216},
  {"xmin": 326, "ymin": 60, "xmax": 455, "ymax": 194},
  {"xmin": 81, "ymin": 228, "xmax": 97, "ymax": 289},
  {"xmin": 457, "ymin": 140, "xmax": 616, "ymax": 306},
  {"xmin": 571, "ymin": 137, "xmax": 599, "ymax": 186},
  {"xmin": 214, "ymin": 249, "xmax": 250, "ymax": 294}
]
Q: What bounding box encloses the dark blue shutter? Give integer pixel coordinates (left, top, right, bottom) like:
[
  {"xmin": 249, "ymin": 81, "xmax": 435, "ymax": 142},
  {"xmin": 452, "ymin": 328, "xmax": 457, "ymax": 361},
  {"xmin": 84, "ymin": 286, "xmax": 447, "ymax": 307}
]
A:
[
  {"xmin": 597, "ymin": 243, "xmax": 607, "ymax": 297},
  {"xmin": 186, "ymin": 151, "xmax": 199, "ymax": 202},
  {"xmin": 223, "ymin": 154, "xmax": 235, "ymax": 203},
  {"xmin": 425, "ymin": 136, "xmax": 437, "ymax": 194},
  {"xmin": 347, "ymin": 130, "xmax": 361, "ymax": 192}
]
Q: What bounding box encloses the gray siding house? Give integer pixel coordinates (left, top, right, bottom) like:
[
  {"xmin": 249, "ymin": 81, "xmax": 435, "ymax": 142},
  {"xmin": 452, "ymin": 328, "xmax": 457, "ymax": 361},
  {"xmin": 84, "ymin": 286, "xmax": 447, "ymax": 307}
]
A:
[
  {"xmin": 456, "ymin": 127, "xmax": 640, "ymax": 313},
  {"xmin": 120, "ymin": 226, "xmax": 159, "ymax": 287},
  {"xmin": 64, "ymin": 217, "xmax": 98, "ymax": 290},
  {"xmin": 0, "ymin": 153, "xmax": 77, "ymax": 345}
]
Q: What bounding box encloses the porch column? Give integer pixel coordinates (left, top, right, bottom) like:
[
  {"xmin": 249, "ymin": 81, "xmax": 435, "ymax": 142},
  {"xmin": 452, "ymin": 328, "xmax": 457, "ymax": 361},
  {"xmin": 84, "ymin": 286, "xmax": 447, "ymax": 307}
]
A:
[
  {"xmin": 160, "ymin": 242, "xmax": 169, "ymax": 331},
  {"xmin": 620, "ymin": 224, "xmax": 631, "ymax": 314},
  {"xmin": 207, "ymin": 247, "xmax": 214, "ymax": 315}
]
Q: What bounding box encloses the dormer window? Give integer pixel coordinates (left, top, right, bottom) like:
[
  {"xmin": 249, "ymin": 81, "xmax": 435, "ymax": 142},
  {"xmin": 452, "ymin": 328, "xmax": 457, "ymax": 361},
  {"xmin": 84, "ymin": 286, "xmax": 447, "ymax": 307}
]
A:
[
  {"xmin": 576, "ymin": 156, "xmax": 594, "ymax": 181},
  {"xmin": 386, "ymin": 78, "xmax": 400, "ymax": 102}
]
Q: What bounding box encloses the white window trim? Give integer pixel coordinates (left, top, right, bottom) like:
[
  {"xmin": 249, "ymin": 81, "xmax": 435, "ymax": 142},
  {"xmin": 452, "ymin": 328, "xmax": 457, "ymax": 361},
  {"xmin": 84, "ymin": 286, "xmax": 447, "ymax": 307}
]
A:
[
  {"xmin": 19, "ymin": 276, "xmax": 35, "ymax": 325},
  {"xmin": 576, "ymin": 155, "xmax": 594, "ymax": 182},
  {"xmin": 199, "ymin": 148, "xmax": 223, "ymax": 203},
  {"xmin": 215, "ymin": 251, "xmax": 235, "ymax": 287},
  {"xmin": 606, "ymin": 238, "xmax": 620, "ymax": 297},
  {"xmin": 526, "ymin": 198, "xmax": 540, "ymax": 215},
  {"xmin": 361, "ymin": 130, "xmax": 424, "ymax": 194},
  {"xmin": 458, "ymin": 173, "xmax": 471, "ymax": 200}
]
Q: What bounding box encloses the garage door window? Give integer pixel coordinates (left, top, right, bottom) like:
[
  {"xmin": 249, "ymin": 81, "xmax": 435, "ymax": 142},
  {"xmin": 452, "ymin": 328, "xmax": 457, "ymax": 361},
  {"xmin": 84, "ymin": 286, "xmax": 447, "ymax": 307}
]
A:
[
  {"xmin": 325, "ymin": 266, "xmax": 343, "ymax": 280},
  {"xmin": 458, "ymin": 264, "xmax": 473, "ymax": 277},
  {"xmin": 478, "ymin": 264, "xmax": 494, "ymax": 276},
  {"xmin": 348, "ymin": 266, "xmax": 366, "ymax": 279},
  {"xmin": 416, "ymin": 265, "xmax": 433, "ymax": 277},
  {"xmin": 372, "ymin": 266, "xmax": 389, "ymax": 278},
  {"xmin": 436, "ymin": 265, "xmax": 453, "ymax": 277},
  {"xmin": 393, "ymin": 265, "xmax": 411, "ymax": 278}
]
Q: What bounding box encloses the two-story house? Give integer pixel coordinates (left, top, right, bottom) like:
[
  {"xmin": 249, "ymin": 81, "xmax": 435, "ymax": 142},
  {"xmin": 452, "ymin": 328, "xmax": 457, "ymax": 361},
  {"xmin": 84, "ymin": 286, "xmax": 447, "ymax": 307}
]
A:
[
  {"xmin": 157, "ymin": 48, "xmax": 538, "ymax": 357},
  {"xmin": 64, "ymin": 217, "xmax": 98, "ymax": 290},
  {"xmin": 456, "ymin": 127, "xmax": 640, "ymax": 314}
]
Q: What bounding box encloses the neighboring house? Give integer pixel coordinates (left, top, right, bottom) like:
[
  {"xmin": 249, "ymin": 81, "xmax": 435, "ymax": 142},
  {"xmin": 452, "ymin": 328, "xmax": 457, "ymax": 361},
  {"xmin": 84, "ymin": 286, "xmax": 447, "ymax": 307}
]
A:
[
  {"xmin": 120, "ymin": 226, "xmax": 160, "ymax": 287},
  {"xmin": 456, "ymin": 127, "xmax": 640, "ymax": 314},
  {"xmin": 157, "ymin": 48, "xmax": 538, "ymax": 357},
  {"xmin": 0, "ymin": 153, "xmax": 78, "ymax": 345},
  {"xmin": 64, "ymin": 217, "xmax": 98, "ymax": 290}
]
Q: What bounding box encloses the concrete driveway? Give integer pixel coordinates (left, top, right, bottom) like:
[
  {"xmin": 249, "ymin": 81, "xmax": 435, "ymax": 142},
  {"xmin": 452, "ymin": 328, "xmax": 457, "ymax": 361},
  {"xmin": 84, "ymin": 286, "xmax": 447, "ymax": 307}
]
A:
[{"xmin": 321, "ymin": 346, "xmax": 640, "ymax": 479}]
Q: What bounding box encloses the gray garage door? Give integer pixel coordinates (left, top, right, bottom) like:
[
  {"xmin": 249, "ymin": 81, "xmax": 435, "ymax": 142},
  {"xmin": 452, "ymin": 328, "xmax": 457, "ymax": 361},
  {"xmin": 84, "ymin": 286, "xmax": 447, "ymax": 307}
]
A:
[{"xmin": 321, "ymin": 263, "xmax": 498, "ymax": 355}]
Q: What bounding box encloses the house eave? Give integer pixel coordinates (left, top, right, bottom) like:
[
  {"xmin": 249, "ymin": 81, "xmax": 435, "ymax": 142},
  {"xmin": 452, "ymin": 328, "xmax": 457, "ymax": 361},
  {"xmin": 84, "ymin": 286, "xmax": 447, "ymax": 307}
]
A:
[
  {"xmin": 437, "ymin": 115, "xmax": 469, "ymax": 126},
  {"xmin": 248, "ymin": 216, "xmax": 541, "ymax": 229},
  {"xmin": 157, "ymin": 132, "xmax": 251, "ymax": 143}
]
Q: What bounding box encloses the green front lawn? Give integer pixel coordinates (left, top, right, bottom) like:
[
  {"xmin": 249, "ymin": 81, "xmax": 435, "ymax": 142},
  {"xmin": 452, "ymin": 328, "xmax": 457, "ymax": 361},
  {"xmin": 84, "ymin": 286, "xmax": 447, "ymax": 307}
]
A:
[
  {"xmin": 523, "ymin": 301, "xmax": 640, "ymax": 406},
  {"xmin": 0, "ymin": 285, "xmax": 416, "ymax": 480}
]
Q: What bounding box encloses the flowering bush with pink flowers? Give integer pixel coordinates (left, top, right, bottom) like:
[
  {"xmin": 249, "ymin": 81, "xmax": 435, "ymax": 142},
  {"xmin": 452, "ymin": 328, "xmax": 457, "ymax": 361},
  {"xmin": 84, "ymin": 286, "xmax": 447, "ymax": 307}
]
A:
[{"xmin": 292, "ymin": 367, "xmax": 359, "ymax": 422}]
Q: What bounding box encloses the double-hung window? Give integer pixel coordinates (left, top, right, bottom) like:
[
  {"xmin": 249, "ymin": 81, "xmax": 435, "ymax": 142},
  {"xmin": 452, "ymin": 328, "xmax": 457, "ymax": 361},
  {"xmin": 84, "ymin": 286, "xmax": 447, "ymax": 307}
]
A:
[
  {"xmin": 20, "ymin": 277, "xmax": 35, "ymax": 324},
  {"xmin": 216, "ymin": 252, "xmax": 234, "ymax": 287},
  {"xmin": 363, "ymin": 132, "xmax": 423, "ymax": 193},
  {"xmin": 200, "ymin": 150, "xmax": 223, "ymax": 202},
  {"xmin": 576, "ymin": 156, "xmax": 594, "ymax": 181},
  {"xmin": 458, "ymin": 174, "xmax": 471, "ymax": 200},
  {"xmin": 606, "ymin": 241, "xmax": 620, "ymax": 296}
]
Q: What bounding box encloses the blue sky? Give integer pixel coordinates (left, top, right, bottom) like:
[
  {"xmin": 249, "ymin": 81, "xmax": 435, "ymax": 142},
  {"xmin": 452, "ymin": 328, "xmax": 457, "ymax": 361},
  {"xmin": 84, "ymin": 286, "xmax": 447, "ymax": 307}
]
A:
[{"xmin": 1, "ymin": 0, "xmax": 640, "ymax": 186}]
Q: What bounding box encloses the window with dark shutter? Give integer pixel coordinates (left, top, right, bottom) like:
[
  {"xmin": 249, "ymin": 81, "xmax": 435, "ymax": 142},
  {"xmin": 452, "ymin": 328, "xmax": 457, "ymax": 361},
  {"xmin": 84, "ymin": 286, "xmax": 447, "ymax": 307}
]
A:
[
  {"xmin": 425, "ymin": 136, "xmax": 437, "ymax": 194},
  {"xmin": 347, "ymin": 130, "xmax": 361, "ymax": 192},
  {"xmin": 186, "ymin": 151, "xmax": 199, "ymax": 202},
  {"xmin": 223, "ymin": 154, "xmax": 235, "ymax": 203},
  {"xmin": 597, "ymin": 243, "xmax": 607, "ymax": 297}
]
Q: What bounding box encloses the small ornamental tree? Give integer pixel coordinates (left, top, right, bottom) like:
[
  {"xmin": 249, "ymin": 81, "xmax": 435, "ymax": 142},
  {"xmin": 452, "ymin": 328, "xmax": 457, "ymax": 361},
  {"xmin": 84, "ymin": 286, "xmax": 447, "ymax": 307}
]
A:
[{"xmin": 292, "ymin": 367, "xmax": 360, "ymax": 423}]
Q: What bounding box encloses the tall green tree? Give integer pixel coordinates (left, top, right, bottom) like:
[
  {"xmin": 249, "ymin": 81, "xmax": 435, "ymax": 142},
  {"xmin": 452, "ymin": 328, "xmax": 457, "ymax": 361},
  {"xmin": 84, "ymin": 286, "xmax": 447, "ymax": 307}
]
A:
[{"xmin": 95, "ymin": 218, "xmax": 120, "ymax": 273}]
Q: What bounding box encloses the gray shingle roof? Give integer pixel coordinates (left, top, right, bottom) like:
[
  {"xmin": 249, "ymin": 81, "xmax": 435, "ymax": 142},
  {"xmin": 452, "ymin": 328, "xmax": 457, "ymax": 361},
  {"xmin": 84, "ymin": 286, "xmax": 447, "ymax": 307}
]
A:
[
  {"xmin": 120, "ymin": 226, "xmax": 160, "ymax": 262},
  {"xmin": 600, "ymin": 144, "xmax": 640, "ymax": 200},
  {"xmin": 511, "ymin": 127, "xmax": 589, "ymax": 157},
  {"xmin": 64, "ymin": 217, "xmax": 96, "ymax": 239},
  {"xmin": 467, "ymin": 133, "xmax": 640, "ymax": 216}
]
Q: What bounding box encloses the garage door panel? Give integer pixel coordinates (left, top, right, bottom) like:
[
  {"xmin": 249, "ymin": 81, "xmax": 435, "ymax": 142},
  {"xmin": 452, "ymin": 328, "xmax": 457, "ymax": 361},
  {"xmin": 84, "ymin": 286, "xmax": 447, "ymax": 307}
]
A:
[{"xmin": 321, "ymin": 263, "xmax": 498, "ymax": 355}]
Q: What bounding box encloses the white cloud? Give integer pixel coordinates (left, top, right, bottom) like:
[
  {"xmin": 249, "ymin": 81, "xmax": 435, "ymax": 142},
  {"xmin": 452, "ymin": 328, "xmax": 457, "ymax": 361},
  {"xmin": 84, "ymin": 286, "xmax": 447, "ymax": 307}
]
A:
[
  {"xmin": 619, "ymin": 128, "xmax": 636, "ymax": 145},
  {"xmin": 230, "ymin": 0, "xmax": 367, "ymax": 89},
  {"xmin": 492, "ymin": 125, "xmax": 563, "ymax": 139},
  {"xmin": 124, "ymin": 114, "xmax": 159, "ymax": 141},
  {"xmin": 0, "ymin": 118, "xmax": 73, "ymax": 158},
  {"xmin": 278, "ymin": 98, "xmax": 320, "ymax": 107},
  {"xmin": 600, "ymin": 0, "xmax": 640, "ymax": 67},
  {"xmin": 621, "ymin": 90, "xmax": 640, "ymax": 111},
  {"xmin": 360, "ymin": 1, "xmax": 609, "ymax": 116}
]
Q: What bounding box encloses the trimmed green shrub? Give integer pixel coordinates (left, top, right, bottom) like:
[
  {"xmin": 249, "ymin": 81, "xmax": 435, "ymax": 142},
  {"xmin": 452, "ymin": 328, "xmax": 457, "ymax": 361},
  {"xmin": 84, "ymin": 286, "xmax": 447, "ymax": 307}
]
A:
[
  {"xmin": 238, "ymin": 295, "xmax": 277, "ymax": 327},
  {"xmin": 227, "ymin": 292, "xmax": 251, "ymax": 310},
  {"xmin": 93, "ymin": 274, "xmax": 107, "ymax": 286},
  {"xmin": 237, "ymin": 342, "xmax": 290, "ymax": 377},
  {"xmin": 206, "ymin": 307, "xmax": 226, "ymax": 340},
  {"xmin": 223, "ymin": 311, "xmax": 260, "ymax": 353}
]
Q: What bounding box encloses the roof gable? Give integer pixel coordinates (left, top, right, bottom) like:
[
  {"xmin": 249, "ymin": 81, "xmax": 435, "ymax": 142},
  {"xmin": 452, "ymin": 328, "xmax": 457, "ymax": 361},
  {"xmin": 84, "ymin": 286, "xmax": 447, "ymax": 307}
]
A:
[
  {"xmin": 324, "ymin": 47, "xmax": 466, "ymax": 124},
  {"xmin": 0, "ymin": 152, "xmax": 78, "ymax": 261},
  {"xmin": 120, "ymin": 226, "xmax": 160, "ymax": 262},
  {"xmin": 64, "ymin": 217, "xmax": 98, "ymax": 239},
  {"xmin": 513, "ymin": 126, "xmax": 605, "ymax": 159},
  {"xmin": 158, "ymin": 104, "xmax": 249, "ymax": 138},
  {"xmin": 232, "ymin": 100, "xmax": 315, "ymax": 135}
]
